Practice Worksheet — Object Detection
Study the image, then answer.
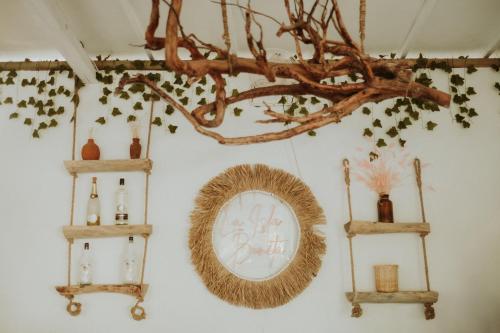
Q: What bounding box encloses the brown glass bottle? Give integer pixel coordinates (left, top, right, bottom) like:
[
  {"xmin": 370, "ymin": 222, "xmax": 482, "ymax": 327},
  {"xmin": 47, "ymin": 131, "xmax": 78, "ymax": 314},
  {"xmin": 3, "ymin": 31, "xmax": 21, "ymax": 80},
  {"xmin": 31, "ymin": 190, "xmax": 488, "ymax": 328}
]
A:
[{"xmin": 377, "ymin": 194, "xmax": 394, "ymax": 223}]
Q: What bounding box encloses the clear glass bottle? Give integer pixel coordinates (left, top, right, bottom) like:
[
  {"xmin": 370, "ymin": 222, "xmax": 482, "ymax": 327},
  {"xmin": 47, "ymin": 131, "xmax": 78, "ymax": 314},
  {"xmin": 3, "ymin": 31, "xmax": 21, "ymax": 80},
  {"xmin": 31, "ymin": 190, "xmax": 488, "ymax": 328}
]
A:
[
  {"xmin": 115, "ymin": 178, "xmax": 129, "ymax": 225},
  {"xmin": 123, "ymin": 236, "xmax": 139, "ymax": 284},
  {"xmin": 78, "ymin": 242, "xmax": 93, "ymax": 286},
  {"xmin": 86, "ymin": 177, "xmax": 101, "ymax": 226}
]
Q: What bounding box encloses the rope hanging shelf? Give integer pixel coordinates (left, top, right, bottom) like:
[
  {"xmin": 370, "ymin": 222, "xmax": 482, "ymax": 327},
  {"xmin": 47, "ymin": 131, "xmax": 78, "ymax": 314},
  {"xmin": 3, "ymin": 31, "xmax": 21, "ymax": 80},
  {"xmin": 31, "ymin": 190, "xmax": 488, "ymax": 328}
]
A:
[
  {"xmin": 55, "ymin": 80, "xmax": 156, "ymax": 320},
  {"xmin": 342, "ymin": 158, "xmax": 438, "ymax": 320}
]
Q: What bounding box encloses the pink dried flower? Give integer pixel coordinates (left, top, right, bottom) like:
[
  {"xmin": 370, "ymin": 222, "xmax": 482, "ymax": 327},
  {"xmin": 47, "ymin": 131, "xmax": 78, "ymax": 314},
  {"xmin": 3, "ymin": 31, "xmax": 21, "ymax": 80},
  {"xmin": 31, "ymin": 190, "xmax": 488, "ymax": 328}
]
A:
[{"xmin": 352, "ymin": 143, "xmax": 412, "ymax": 195}]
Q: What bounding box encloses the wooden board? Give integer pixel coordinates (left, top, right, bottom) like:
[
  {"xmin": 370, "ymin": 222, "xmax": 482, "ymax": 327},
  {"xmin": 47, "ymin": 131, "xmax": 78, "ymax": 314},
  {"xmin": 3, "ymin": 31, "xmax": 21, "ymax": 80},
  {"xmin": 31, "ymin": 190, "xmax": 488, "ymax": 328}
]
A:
[
  {"xmin": 344, "ymin": 220, "xmax": 430, "ymax": 235},
  {"xmin": 64, "ymin": 159, "xmax": 152, "ymax": 174},
  {"xmin": 56, "ymin": 284, "xmax": 148, "ymax": 298},
  {"xmin": 346, "ymin": 291, "xmax": 438, "ymax": 304},
  {"xmin": 63, "ymin": 224, "xmax": 152, "ymax": 240}
]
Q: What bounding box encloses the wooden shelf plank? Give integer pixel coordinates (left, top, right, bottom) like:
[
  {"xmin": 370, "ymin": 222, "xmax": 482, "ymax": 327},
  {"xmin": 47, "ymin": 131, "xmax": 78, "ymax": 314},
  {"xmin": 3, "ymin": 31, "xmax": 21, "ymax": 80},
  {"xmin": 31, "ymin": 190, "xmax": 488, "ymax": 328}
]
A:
[
  {"xmin": 56, "ymin": 284, "xmax": 148, "ymax": 298},
  {"xmin": 63, "ymin": 224, "xmax": 152, "ymax": 240},
  {"xmin": 344, "ymin": 220, "xmax": 430, "ymax": 235},
  {"xmin": 64, "ymin": 159, "xmax": 152, "ymax": 174},
  {"xmin": 346, "ymin": 291, "xmax": 438, "ymax": 304}
]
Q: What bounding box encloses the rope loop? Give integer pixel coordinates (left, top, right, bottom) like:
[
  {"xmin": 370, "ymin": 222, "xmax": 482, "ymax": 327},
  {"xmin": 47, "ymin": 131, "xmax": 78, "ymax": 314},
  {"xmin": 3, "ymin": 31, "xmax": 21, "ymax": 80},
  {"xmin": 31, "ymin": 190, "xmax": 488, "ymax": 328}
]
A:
[
  {"xmin": 66, "ymin": 296, "xmax": 81, "ymax": 316},
  {"xmin": 131, "ymin": 299, "xmax": 146, "ymax": 321}
]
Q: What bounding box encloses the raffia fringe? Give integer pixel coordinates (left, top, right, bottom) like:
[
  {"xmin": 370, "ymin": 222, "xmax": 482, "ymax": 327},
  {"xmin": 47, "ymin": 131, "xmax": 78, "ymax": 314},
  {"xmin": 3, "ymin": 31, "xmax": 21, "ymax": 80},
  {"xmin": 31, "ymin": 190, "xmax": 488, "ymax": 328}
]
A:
[{"xmin": 189, "ymin": 164, "xmax": 326, "ymax": 309}]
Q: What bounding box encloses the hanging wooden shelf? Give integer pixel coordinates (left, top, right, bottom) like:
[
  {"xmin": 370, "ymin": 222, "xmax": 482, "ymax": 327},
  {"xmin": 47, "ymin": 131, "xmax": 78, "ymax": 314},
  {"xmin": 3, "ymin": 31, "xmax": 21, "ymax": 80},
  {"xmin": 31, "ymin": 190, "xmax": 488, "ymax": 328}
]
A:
[
  {"xmin": 56, "ymin": 284, "xmax": 148, "ymax": 298},
  {"xmin": 64, "ymin": 159, "xmax": 152, "ymax": 174},
  {"xmin": 341, "ymin": 158, "xmax": 437, "ymax": 320},
  {"xmin": 344, "ymin": 220, "xmax": 430, "ymax": 236},
  {"xmin": 346, "ymin": 291, "xmax": 438, "ymax": 304},
  {"xmin": 63, "ymin": 224, "xmax": 152, "ymax": 240}
]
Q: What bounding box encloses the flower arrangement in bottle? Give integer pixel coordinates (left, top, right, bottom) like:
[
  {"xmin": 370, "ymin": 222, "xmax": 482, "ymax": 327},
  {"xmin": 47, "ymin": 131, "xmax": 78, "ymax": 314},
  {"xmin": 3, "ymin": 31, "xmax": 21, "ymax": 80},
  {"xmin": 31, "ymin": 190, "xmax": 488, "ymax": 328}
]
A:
[{"xmin": 352, "ymin": 144, "xmax": 411, "ymax": 222}]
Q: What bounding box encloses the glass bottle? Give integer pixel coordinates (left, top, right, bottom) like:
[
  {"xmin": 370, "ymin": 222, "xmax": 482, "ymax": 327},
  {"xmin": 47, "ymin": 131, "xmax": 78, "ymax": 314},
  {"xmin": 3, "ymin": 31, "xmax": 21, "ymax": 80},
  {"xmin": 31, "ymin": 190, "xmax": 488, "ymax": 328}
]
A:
[
  {"xmin": 123, "ymin": 236, "xmax": 139, "ymax": 284},
  {"xmin": 377, "ymin": 193, "xmax": 394, "ymax": 223},
  {"xmin": 86, "ymin": 177, "xmax": 101, "ymax": 226},
  {"xmin": 115, "ymin": 178, "xmax": 129, "ymax": 225},
  {"xmin": 78, "ymin": 242, "xmax": 93, "ymax": 286}
]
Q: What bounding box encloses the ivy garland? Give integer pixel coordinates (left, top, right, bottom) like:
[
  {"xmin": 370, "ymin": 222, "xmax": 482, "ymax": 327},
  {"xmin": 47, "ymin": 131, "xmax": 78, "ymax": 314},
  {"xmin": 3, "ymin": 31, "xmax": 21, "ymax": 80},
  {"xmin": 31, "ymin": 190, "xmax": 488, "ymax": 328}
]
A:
[{"xmin": 0, "ymin": 55, "xmax": 499, "ymax": 144}]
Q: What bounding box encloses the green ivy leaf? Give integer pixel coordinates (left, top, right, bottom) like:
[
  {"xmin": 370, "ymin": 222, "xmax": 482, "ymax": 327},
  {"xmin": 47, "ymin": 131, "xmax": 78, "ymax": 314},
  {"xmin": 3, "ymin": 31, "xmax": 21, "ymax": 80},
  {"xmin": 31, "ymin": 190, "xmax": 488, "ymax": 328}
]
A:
[
  {"xmin": 37, "ymin": 108, "xmax": 46, "ymax": 116},
  {"xmin": 5, "ymin": 77, "xmax": 14, "ymax": 85},
  {"xmin": 165, "ymin": 105, "xmax": 175, "ymax": 115},
  {"xmin": 299, "ymin": 107, "xmax": 308, "ymax": 115},
  {"xmin": 152, "ymin": 117, "xmax": 162, "ymax": 126},
  {"xmin": 7, "ymin": 70, "xmax": 17, "ymax": 77},
  {"xmin": 491, "ymin": 64, "xmax": 499, "ymax": 72},
  {"xmin": 161, "ymin": 81, "xmax": 174, "ymax": 92},
  {"xmin": 23, "ymin": 118, "xmax": 32, "ymax": 125},
  {"xmin": 278, "ymin": 96, "xmax": 287, "ymax": 104},
  {"xmin": 32, "ymin": 129, "xmax": 40, "ymax": 138},
  {"xmin": 174, "ymin": 75, "xmax": 183, "ymax": 85},
  {"xmin": 49, "ymin": 119, "xmax": 58, "ymax": 127},
  {"xmin": 48, "ymin": 89, "xmax": 56, "ymax": 97},
  {"xmin": 197, "ymin": 98, "xmax": 207, "ymax": 105},
  {"xmin": 308, "ymin": 130, "xmax": 317, "ymax": 136},
  {"xmin": 451, "ymin": 86, "xmax": 458, "ymax": 93},
  {"xmin": 450, "ymin": 74, "xmax": 464, "ymax": 86},
  {"xmin": 310, "ymin": 96, "xmax": 320, "ymax": 105},
  {"xmin": 195, "ymin": 86, "xmax": 204, "ymax": 95},
  {"xmin": 28, "ymin": 97, "xmax": 36, "ymax": 105},
  {"xmin": 363, "ymin": 128, "xmax": 373, "ymax": 137},
  {"xmin": 462, "ymin": 121, "xmax": 470, "ymax": 128},
  {"xmin": 129, "ymin": 83, "xmax": 145, "ymax": 94},
  {"xmin": 179, "ymin": 96, "xmax": 189, "ymax": 105},
  {"xmin": 47, "ymin": 108, "xmax": 56, "ymax": 117},
  {"xmin": 466, "ymin": 87, "xmax": 476, "ymax": 95},
  {"xmin": 38, "ymin": 122, "xmax": 48, "ymax": 130},
  {"xmin": 120, "ymin": 91, "xmax": 130, "ymax": 100},
  {"xmin": 17, "ymin": 100, "xmax": 27, "ymax": 108},
  {"xmin": 231, "ymin": 89, "xmax": 239, "ymax": 97},
  {"xmin": 298, "ymin": 96, "xmax": 307, "ymax": 105},
  {"xmin": 3, "ymin": 97, "xmax": 13, "ymax": 104},
  {"xmin": 468, "ymin": 108, "xmax": 478, "ymax": 117},
  {"xmin": 45, "ymin": 99, "xmax": 54, "ymax": 107},
  {"xmin": 168, "ymin": 124, "xmax": 178, "ymax": 133},
  {"xmin": 199, "ymin": 76, "xmax": 207, "ymax": 85},
  {"xmin": 466, "ymin": 65, "xmax": 477, "ymax": 74},
  {"xmin": 386, "ymin": 127, "xmax": 398, "ymax": 138},
  {"xmin": 127, "ymin": 115, "xmax": 137, "ymax": 122},
  {"xmin": 373, "ymin": 119, "xmax": 382, "ymax": 128},
  {"xmin": 95, "ymin": 117, "xmax": 106, "ymax": 125},
  {"xmin": 103, "ymin": 87, "xmax": 112, "ymax": 96},
  {"xmin": 99, "ymin": 95, "xmax": 107, "ymax": 104},
  {"xmin": 233, "ymin": 107, "xmax": 243, "ymax": 116},
  {"xmin": 362, "ymin": 107, "xmax": 371, "ymax": 115},
  {"xmin": 57, "ymin": 106, "xmax": 65, "ymax": 114},
  {"xmin": 47, "ymin": 77, "xmax": 55, "ymax": 85},
  {"xmin": 426, "ymin": 121, "xmax": 437, "ymax": 131},
  {"xmin": 175, "ymin": 88, "xmax": 184, "ymax": 96},
  {"xmin": 376, "ymin": 138, "xmax": 387, "ymax": 147},
  {"xmin": 111, "ymin": 107, "xmax": 122, "ymax": 116},
  {"xmin": 398, "ymin": 138, "xmax": 406, "ymax": 147},
  {"xmin": 9, "ymin": 112, "xmax": 19, "ymax": 119},
  {"xmin": 133, "ymin": 102, "xmax": 143, "ymax": 110},
  {"xmin": 146, "ymin": 73, "xmax": 161, "ymax": 82},
  {"xmin": 210, "ymin": 85, "xmax": 216, "ymax": 94}
]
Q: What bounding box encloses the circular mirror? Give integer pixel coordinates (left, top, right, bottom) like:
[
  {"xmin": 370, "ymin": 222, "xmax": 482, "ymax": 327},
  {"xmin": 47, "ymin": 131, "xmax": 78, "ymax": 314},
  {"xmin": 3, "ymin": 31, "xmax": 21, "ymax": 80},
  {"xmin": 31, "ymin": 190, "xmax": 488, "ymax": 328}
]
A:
[{"xmin": 212, "ymin": 190, "xmax": 300, "ymax": 281}]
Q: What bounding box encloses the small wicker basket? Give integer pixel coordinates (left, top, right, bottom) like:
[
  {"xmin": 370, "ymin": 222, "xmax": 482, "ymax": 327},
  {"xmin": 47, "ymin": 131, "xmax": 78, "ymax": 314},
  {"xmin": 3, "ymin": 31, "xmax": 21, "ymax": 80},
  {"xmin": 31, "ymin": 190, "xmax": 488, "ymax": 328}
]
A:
[{"xmin": 374, "ymin": 265, "xmax": 399, "ymax": 292}]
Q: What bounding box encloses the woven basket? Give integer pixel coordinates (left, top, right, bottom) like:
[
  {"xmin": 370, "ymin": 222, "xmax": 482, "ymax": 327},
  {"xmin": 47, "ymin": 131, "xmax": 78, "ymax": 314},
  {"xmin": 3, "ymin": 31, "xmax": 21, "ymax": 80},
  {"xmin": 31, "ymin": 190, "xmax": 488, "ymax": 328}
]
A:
[{"xmin": 374, "ymin": 265, "xmax": 399, "ymax": 292}]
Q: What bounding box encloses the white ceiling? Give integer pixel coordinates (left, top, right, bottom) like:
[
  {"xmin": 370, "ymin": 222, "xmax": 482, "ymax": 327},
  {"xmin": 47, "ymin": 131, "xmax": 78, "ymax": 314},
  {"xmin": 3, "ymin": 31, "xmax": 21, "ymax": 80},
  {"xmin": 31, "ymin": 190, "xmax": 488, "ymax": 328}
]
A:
[{"xmin": 0, "ymin": 0, "xmax": 499, "ymax": 61}]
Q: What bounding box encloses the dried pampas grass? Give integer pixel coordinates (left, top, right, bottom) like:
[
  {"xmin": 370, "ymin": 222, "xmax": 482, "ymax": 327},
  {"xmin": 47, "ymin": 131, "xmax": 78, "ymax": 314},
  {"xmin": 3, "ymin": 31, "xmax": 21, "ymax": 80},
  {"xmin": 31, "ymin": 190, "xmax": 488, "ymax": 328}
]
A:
[{"xmin": 189, "ymin": 164, "xmax": 326, "ymax": 309}]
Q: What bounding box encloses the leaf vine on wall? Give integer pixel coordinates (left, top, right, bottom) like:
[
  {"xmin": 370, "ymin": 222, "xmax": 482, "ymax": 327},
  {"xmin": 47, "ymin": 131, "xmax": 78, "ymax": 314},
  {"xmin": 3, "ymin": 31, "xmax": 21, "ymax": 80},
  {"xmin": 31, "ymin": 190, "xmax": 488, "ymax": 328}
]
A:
[{"xmin": 0, "ymin": 55, "xmax": 498, "ymax": 144}]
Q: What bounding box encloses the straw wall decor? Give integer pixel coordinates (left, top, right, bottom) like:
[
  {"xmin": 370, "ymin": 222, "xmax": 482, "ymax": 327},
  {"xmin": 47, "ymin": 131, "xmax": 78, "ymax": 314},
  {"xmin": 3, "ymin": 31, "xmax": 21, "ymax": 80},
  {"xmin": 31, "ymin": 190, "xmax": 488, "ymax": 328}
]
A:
[{"xmin": 189, "ymin": 164, "xmax": 326, "ymax": 308}]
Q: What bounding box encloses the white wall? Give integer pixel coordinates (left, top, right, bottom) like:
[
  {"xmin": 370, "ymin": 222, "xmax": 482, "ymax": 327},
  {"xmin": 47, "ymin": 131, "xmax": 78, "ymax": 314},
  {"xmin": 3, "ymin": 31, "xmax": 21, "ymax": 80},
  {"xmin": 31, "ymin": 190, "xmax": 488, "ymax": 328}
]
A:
[{"xmin": 0, "ymin": 67, "xmax": 499, "ymax": 333}]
